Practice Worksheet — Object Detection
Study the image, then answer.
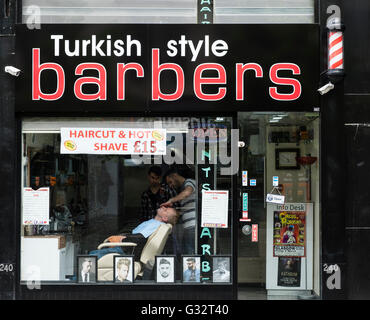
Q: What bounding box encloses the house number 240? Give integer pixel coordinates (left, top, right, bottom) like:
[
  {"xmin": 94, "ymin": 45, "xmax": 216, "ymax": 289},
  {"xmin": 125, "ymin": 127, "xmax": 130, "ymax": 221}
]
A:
[{"xmin": 0, "ymin": 263, "xmax": 14, "ymax": 272}]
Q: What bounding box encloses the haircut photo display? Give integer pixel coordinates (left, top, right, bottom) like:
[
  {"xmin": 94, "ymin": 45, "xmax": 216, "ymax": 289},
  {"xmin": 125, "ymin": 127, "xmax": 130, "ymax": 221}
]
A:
[
  {"xmin": 156, "ymin": 256, "xmax": 175, "ymax": 283},
  {"xmin": 77, "ymin": 256, "xmax": 97, "ymax": 283},
  {"xmin": 114, "ymin": 256, "xmax": 134, "ymax": 283}
]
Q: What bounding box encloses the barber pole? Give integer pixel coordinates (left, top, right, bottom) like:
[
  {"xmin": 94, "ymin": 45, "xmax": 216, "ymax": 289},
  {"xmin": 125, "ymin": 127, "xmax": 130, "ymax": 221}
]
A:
[
  {"xmin": 327, "ymin": 17, "xmax": 345, "ymax": 81},
  {"xmin": 328, "ymin": 30, "xmax": 343, "ymax": 70}
]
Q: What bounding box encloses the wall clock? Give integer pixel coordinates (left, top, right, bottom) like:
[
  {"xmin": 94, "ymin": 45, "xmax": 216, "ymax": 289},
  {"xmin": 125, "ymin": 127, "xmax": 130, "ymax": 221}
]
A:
[{"xmin": 275, "ymin": 148, "xmax": 300, "ymax": 170}]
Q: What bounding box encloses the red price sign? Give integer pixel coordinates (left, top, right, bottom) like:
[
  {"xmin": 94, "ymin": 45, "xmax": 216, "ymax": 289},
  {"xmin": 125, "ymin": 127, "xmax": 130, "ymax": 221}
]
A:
[
  {"xmin": 61, "ymin": 128, "xmax": 166, "ymax": 155},
  {"xmin": 133, "ymin": 140, "xmax": 157, "ymax": 153}
]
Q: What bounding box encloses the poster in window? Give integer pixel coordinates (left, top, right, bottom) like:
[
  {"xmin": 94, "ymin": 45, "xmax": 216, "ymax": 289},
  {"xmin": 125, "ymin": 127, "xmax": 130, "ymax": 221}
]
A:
[
  {"xmin": 60, "ymin": 128, "xmax": 167, "ymax": 155},
  {"xmin": 273, "ymin": 210, "xmax": 306, "ymax": 257},
  {"xmin": 201, "ymin": 190, "xmax": 229, "ymax": 228},
  {"xmin": 22, "ymin": 187, "xmax": 50, "ymax": 225},
  {"xmin": 277, "ymin": 257, "xmax": 301, "ymax": 287}
]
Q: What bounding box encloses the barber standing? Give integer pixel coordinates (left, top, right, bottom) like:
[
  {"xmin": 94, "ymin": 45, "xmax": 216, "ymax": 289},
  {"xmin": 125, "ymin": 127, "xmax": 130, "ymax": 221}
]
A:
[{"xmin": 161, "ymin": 166, "xmax": 196, "ymax": 254}]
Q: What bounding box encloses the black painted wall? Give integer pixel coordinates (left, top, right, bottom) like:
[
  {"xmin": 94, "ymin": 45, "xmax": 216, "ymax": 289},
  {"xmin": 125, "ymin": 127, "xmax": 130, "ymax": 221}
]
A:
[
  {"xmin": 345, "ymin": 126, "xmax": 370, "ymax": 299},
  {"xmin": 342, "ymin": 0, "xmax": 370, "ymax": 300},
  {"xmin": 320, "ymin": 0, "xmax": 370, "ymax": 300},
  {"xmin": 319, "ymin": 0, "xmax": 347, "ymax": 299},
  {"xmin": 0, "ymin": 0, "xmax": 17, "ymax": 300}
]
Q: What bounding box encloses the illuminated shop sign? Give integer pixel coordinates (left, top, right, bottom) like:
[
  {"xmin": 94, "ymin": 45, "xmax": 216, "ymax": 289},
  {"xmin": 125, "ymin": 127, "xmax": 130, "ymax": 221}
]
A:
[{"xmin": 16, "ymin": 24, "xmax": 319, "ymax": 113}]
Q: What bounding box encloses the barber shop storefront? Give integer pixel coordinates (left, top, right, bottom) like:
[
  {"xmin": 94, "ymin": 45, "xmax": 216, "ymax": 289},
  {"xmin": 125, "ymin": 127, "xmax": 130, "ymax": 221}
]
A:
[{"xmin": 12, "ymin": 22, "xmax": 320, "ymax": 300}]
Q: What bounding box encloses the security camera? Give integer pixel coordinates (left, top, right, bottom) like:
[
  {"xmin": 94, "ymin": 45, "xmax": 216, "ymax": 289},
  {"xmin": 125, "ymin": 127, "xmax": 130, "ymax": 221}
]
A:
[
  {"xmin": 4, "ymin": 66, "xmax": 21, "ymax": 77},
  {"xmin": 318, "ymin": 82, "xmax": 334, "ymax": 95}
]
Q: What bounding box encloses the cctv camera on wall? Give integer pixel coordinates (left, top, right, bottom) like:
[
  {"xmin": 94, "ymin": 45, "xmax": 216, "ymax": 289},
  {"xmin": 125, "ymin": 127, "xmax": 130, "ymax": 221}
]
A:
[
  {"xmin": 317, "ymin": 82, "xmax": 335, "ymax": 95},
  {"xmin": 4, "ymin": 66, "xmax": 21, "ymax": 77}
]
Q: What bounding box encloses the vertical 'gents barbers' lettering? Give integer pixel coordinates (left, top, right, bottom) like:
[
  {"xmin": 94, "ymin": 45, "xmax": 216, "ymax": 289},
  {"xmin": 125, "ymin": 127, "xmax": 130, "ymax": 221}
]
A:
[{"xmin": 31, "ymin": 33, "xmax": 303, "ymax": 102}]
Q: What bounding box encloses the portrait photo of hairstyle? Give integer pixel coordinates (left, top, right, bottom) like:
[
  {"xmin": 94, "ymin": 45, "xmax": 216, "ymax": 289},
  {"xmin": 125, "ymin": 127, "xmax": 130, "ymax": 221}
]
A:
[
  {"xmin": 155, "ymin": 256, "xmax": 175, "ymax": 283},
  {"xmin": 212, "ymin": 256, "xmax": 231, "ymax": 283},
  {"xmin": 182, "ymin": 256, "xmax": 201, "ymax": 283},
  {"xmin": 114, "ymin": 256, "xmax": 134, "ymax": 283},
  {"xmin": 77, "ymin": 255, "xmax": 97, "ymax": 283}
]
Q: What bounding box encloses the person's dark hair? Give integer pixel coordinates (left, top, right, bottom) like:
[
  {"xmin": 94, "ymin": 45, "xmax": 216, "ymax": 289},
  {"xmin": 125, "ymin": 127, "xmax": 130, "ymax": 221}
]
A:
[
  {"xmin": 159, "ymin": 258, "xmax": 170, "ymax": 265},
  {"xmin": 186, "ymin": 257, "xmax": 196, "ymax": 263},
  {"xmin": 164, "ymin": 166, "xmax": 179, "ymax": 178},
  {"xmin": 148, "ymin": 166, "xmax": 162, "ymax": 177},
  {"xmin": 164, "ymin": 165, "xmax": 194, "ymax": 179}
]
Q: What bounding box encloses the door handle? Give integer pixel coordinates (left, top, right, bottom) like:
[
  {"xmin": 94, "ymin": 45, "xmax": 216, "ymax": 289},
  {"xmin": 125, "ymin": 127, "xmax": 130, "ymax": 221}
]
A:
[{"xmin": 236, "ymin": 188, "xmax": 242, "ymax": 212}]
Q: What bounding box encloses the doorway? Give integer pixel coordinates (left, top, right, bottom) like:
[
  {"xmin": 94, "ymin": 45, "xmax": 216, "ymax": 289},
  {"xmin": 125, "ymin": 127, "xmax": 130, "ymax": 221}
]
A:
[
  {"xmin": 237, "ymin": 112, "xmax": 267, "ymax": 295},
  {"xmin": 237, "ymin": 112, "xmax": 320, "ymax": 299}
]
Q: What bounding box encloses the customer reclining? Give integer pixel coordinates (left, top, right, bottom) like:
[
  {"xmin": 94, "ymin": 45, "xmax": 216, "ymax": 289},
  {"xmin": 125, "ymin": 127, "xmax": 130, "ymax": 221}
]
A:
[{"xmin": 89, "ymin": 206, "xmax": 179, "ymax": 260}]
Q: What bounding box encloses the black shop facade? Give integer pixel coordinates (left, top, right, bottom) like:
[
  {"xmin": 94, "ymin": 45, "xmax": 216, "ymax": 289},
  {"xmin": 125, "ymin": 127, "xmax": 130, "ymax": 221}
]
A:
[{"xmin": 13, "ymin": 24, "xmax": 320, "ymax": 299}]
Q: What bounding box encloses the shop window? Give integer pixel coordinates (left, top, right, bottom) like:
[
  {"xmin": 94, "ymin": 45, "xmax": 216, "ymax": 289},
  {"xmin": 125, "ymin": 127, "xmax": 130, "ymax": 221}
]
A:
[{"xmin": 20, "ymin": 117, "xmax": 233, "ymax": 285}]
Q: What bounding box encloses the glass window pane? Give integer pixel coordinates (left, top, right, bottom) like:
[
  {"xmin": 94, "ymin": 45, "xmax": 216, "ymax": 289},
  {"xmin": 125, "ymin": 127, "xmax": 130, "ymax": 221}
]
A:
[
  {"xmin": 21, "ymin": 117, "xmax": 233, "ymax": 284},
  {"xmin": 22, "ymin": 0, "xmax": 197, "ymax": 24},
  {"xmin": 214, "ymin": 0, "xmax": 315, "ymax": 24}
]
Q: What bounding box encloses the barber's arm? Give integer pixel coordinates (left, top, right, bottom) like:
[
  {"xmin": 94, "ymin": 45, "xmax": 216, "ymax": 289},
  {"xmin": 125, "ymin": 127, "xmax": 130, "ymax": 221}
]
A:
[{"xmin": 160, "ymin": 185, "xmax": 194, "ymax": 207}]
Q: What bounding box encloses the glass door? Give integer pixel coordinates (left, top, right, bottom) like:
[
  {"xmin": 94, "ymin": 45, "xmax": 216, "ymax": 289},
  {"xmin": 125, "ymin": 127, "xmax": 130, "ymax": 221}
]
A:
[
  {"xmin": 237, "ymin": 112, "xmax": 267, "ymax": 284},
  {"xmin": 237, "ymin": 111, "xmax": 320, "ymax": 296}
]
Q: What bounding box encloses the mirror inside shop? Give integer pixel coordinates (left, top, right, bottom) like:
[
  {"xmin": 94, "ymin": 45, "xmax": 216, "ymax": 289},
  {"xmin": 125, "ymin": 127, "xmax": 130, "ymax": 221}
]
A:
[{"xmin": 20, "ymin": 117, "xmax": 233, "ymax": 284}]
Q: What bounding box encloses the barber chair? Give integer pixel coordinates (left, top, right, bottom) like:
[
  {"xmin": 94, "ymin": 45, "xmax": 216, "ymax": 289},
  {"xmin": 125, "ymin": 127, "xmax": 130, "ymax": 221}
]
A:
[{"xmin": 97, "ymin": 223, "xmax": 173, "ymax": 281}]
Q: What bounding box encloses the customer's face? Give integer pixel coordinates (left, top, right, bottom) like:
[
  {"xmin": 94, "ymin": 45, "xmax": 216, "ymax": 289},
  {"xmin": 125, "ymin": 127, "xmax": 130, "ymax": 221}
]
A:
[
  {"xmin": 157, "ymin": 207, "xmax": 178, "ymax": 225},
  {"xmin": 159, "ymin": 263, "xmax": 170, "ymax": 278}
]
